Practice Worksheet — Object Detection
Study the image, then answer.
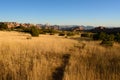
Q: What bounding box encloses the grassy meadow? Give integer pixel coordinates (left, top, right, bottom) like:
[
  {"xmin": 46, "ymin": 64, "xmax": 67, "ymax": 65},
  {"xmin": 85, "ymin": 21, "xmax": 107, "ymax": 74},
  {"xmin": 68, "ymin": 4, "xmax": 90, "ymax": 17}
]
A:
[{"xmin": 0, "ymin": 31, "xmax": 119, "ymax": 80}]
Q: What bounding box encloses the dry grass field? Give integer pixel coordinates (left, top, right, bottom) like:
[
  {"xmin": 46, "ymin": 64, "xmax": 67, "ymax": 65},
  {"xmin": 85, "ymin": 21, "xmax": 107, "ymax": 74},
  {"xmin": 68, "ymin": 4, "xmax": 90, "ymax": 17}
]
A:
[{"xmin": 0, "ymin": 31, "xmax": 119, "ymax": 80}]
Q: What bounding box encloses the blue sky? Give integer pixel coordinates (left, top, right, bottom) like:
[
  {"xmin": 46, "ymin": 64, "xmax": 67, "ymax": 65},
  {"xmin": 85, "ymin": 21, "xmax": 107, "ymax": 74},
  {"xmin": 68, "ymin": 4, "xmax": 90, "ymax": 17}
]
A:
[{"xmin": 0, "ymin": 0, "xmax": 120, "ymax": 26}]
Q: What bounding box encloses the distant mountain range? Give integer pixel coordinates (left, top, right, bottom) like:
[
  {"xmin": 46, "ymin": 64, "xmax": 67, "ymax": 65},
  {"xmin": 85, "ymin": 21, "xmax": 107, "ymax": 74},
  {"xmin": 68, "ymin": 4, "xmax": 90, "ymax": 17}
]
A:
[
  {"xmin": 1, "ymin": 22, "xmax": 120, "ymax": 32},
  {"xmin": 59, "ymin": 25, "xmax": 94, "ymax": 30}
]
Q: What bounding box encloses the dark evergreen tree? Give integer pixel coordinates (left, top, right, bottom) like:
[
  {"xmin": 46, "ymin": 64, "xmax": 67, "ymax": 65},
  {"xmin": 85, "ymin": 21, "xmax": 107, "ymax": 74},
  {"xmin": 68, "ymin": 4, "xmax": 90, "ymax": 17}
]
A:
[{"xmin": 0, "ymin": 23, "xmax": 8, "ymax": 30}]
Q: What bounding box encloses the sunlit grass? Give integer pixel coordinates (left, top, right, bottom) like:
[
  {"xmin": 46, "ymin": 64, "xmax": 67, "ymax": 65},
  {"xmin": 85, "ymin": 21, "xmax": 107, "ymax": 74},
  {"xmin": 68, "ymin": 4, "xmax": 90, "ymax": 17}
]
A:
[{"xmin": 0, "ymin": 31, "xmax": 119, "ymax": 80}]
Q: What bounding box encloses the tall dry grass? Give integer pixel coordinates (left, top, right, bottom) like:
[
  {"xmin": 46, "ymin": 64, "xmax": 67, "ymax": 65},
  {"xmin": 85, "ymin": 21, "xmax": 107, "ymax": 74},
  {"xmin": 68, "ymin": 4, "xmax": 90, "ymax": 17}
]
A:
[
  {"xmin": 64, "ymin": 41, "xmax": 120, "ymax": 80},
  {"xmin": 0, "ymin": 31, "xmax": 119, "ymax": 80},
  {"xmin": 0, "ymin": 31, "xmax": 77, "ymax": 80}
]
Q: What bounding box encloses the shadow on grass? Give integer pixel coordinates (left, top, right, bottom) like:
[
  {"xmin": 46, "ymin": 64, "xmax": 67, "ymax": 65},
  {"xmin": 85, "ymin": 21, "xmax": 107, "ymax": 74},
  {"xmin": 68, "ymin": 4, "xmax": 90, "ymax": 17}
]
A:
[{"xmin": 52, "ymin": 54, "xmax": 70, "ymax": 80}]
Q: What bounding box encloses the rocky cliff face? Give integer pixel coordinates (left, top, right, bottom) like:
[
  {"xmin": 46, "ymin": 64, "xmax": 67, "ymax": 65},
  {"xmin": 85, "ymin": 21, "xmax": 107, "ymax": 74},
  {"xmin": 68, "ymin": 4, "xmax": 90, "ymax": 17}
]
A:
[{"xmin": 0, "ymin": 22, "xmax": 36, "ymax": 28}]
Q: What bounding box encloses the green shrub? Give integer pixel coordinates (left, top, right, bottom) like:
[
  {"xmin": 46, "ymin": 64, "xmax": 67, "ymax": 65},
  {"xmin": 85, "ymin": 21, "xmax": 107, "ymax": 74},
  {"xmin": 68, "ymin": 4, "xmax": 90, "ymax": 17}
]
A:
[
  {"xmin": 93, "ymin": 32, "xmax": 106, "ymax": 40},
  {"xmin": 92, "ymin": 32, "xmax": 115, "ymax": 46},
  {"xmin": 59, "ymin": 33, "xmax": 65, "ymax": 36},
  {"xmin": 22, "ymin": 27, "xmax": 31, "ymax": 33},
  {"xmin": 99, "ymin": 32, "xmax": 106, "ymax": 40},
  {"xmin": 115, "ymin": 33, "xmax": 120, "ymax": 42},
  {"xmin": 39, "ymin": 30, "xmax": 46, "ymax": 34},
  {"xmin": 93, "ymin": 33, "xmax": 100, "ymax": 40},
  {"xmin": 81, "ymin": 33, "xmax": 90, "ymax": 37},
  {"xmin": 66, "ymin": 32, "xmax": 75, "ymax": 36},
  {"xmin": 49, "ymin": 29, "xmax": 58, "ymax": 35},
  {"xmin": 50, "ymin": 33, "xmax": 55, "ymax": 35},
  {"xmin": 100, "ymin": 34, "xmax": 114, "ymax": 46},
  {"xmin": 22, "ymin": 26, "xmax": 40, "ymax": 37},
  {"xmin": 0, "ymin": 23, "xmax": 8, "ymax": 30},
  {"xmin": 100, "ymin": 40, "xmax": 114, "ymax": 46},
  {"xmin": 30, "ymin": 26, "xmax": 40, "ymax": 37},
  {"xmin": 40, "ymin": 29, "xmax": 58, "ymax": 35},
  {"xmin": 81, "ymin": 33, "xmax": 93, "ymax": 38},
  {"xmin": 109, "ymin": 34, "xmax": 115, "ymax": 41}
]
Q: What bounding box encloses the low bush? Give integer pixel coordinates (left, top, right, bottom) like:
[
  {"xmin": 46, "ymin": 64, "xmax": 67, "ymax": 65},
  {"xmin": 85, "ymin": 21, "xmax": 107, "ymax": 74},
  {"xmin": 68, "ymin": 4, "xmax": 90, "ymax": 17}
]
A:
[
  {"xmin": 50, "ymin": 33, "xmax": 55, "ymax": 35},
  {"xmin": 22, "ymin": 26, "xmax": 40, "ymax": 37},
  {"xmin": 66, "ymin": 32, "xmax": 75, "ymax": 36},
  {"xmin": 100, "ymin": 34, "xmax": 114, "ymax": 46},
  {"xmin": 81, "ymin": 33, "xmax": 89, "ymax": 37},
  {"xmin": 100, "ymin": 40, "xmax": 114, "ymax": 46},
  {"xmin": 115, "ymin": 33, "xmax": 120, "ymax": 42},
  {"xmin": 30, "ymin": 26, "xmax": 40, "ymax": 37},
  {"xmin": 0, "ymin": 23, "xmax": 8, "ymax": 30},
  {"xmin": 81, "ymin": 33, "xmax": 92, "ymax": 37},
  {"xmin": 59, "ymin": 33, "xmax": 65, "ymax": 36}
]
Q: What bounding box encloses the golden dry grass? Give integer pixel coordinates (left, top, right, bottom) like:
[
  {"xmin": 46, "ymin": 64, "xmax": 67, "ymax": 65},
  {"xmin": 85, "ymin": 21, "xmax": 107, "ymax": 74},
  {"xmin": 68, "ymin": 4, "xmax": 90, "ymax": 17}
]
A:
[
  {"xmin": 0, "ymin": 31, "xmax": 77, "ymax": 80},
  {"xmin": 0, "ymin": 31, "xmax": 119, "ymax": 80}
]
